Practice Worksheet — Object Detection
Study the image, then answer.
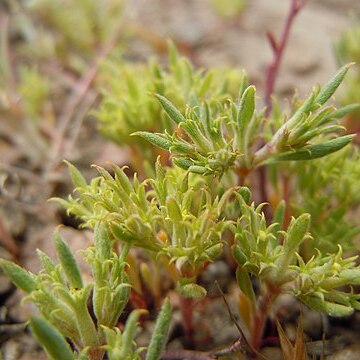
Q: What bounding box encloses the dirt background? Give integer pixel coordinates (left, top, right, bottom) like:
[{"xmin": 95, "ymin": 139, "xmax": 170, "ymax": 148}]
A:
[{"xmin": 1, "ymin": 0, "xmax": 360, "ymax": 359}]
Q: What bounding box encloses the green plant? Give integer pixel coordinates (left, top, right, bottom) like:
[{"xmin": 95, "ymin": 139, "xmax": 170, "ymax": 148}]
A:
[
  {"xmin": 3, "ymin": 57, "xmax": 360, "ymax": 357},
  {"xmin": 0, "ymin": 225, "xmax": 172, "ymax": 360},
  {"xmin": 2, "ymin": 1, "xmax": 360, "ymax": 357},
  {"xmin": 96, "ymin": 45, "xmax": 247, "ymax": 172},
  {"xmin": 332, "ymin": 16, "xmax": 360, "ymax": 175},
  {"xmin": 2, "ymin": 56, "xmax": 360, "ymax": 360},
  {"xmin": 53, "ymin": 63, "xmax": 360, "ymax": 348},
  {"xmin": 268, "ymin": 146, "xmax": 360, "ymax": 253}
]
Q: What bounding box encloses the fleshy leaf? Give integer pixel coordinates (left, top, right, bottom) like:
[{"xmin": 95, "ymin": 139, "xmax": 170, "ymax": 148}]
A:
[
  {"xmin": 177, "ymin": 283, "xmax": 207, "ymax": 298},
  {"xmin": 314, "ymin": 63, "xmax": 353, "ymax": 106},
  {"xmin": 0, "ymin": 260, "xmax": 37, "ymax": 293},
  {"xmin": 132, "ymin": 131, "xmax": 172, "ymax": 150},
  {"xmin": 146, "ymin": 298, "xmax": 172, "ymax": 360},
  {"xmin": 155, "ymin": 94, "xmax": 185, "ymax": 125},
  {"xmin": 54, "ymin": 230, "xmax": 83, "ymax": 289},
  {"xmin": 269, "ymin": 135, "xmax": 354, "ymax": 162},
  {"xmin": 29, "ymin": 316, "xmax": 74, "ymax": 360}
]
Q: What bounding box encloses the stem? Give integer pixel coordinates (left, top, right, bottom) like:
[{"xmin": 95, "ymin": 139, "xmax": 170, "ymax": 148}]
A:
[
  {"xmin": 264, "ymin": 0, "xmax": 307, "ymax": 117},
  {"xmin": 74, "ymin": 299, "xmax": 103, "ymax": 360},
  {"xmin": 258, "ymin": 0, "xmax": 306, "ymax": 209},
  {"xmin": 282, "ymin": 174, "xmax": 292, "ymax": 231},
  {"xmin": 180, "ymin": 296, "xmax": 194, "ymax": 341},
  {"xmin": 250, "ymin": 284, "xmax": 281, "ymax": 351},
  {"xmin": 234, "ymin": 166, "xmax": 250, "ymax": 186}
]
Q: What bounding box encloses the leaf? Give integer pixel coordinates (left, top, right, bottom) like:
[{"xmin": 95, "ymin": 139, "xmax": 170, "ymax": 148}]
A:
[
  {"xmin": 64, "ymin": 160, "xmax": 87, "ymax": 189},
  {"xmin": 314, "ymin": 63, "xmax": 353, "ymax": 106},
  {"xmin": 276, "ymin": 320, "xmax": 294, "ymax": 360},
  {"xmin": 270, "ymin": 135, "xmax": 354, "ymax": 162},
  {"xmin": 177, "ymin": 283, "xmax": 207, "ymax": 298},
  {"xmin": 36, "ymin": 249, "xmax": 56, "ymax": 274},
  {"xmin": 180, "ymin": 120, "xmax": 212, "ymax": 152},
  {"xmin": 146, "ymin": 298, "xmax": 172, "ymax": 360},
  {"xmin": 188, "ymin": 165, "xmax": 208, "ymax": 174},
  {"xmin": 198, "ymin": 70, "xmax": 214, "ymax": 97},
  {"xmin": 166, "ymin": 196, "xmax": 182, "ymax": 223},
  {"xmin": 302, "ymin": 296, "xmax": 354, "ymax": 317},
  {"xmin": 232, "ymin": 244, "xmax": 247, "ymax": 265},
  {"xmin": 293, "ymin": 317, "xmax": 307, "ymax": 360},
  {"xmin": 285, "ymin": 214, "xmax": 311, "ymax": 253},
  {"xmin": 238, "ymin": 186, "xmax": 251, "ymax": 204},
  {"xmin": 204, "ymin": 243, "xmax": 223, "ymax": 259},
  {"xmin": 29, "ymin": 317, "xmax": 74, "ymax": 360},
  {"xmin": 94, "ymin": 222, "xmax": 111, "ymax": 261},
  {"xmin": 155, "ymin": 157, "xmax": 165, "ymax": 182},
  {"xmin": 237, "ymin": 85, "xmax": 255, "ymax": 129},
  {"xmin": 0, "ymin": 260, "xmax": 37, "ymax": 293},
  {"xmin": 133, "ymin": 131, "xmax": 172, "ymax": 150},
  {"xmin": 119, "ymin": 309, "xmax": 148, "ymax": 358},
  {"xmin": 271, "ymin": 200, "xmax": 285, "ymax": 236},
  {"xmin": 173, "ymin": 157, "xmax": 194, "ymax": 170},
  {"xmin": 54, "ymin": 229, "xmax": 83, "ymax": 289},
  {"xmin": 236, "ymin": 267, "xmax": 255, "ymax": 303},
  {"xmin": 332, "ymin": 103, "xmax": 360, "ymax": 119},
  {"xmin": 155, "ymin": 94, "xmax": 185, "ymax": 125},
  {"xmin": 113, "ymin": 165, "xmax": 133, "ymax": 195}
]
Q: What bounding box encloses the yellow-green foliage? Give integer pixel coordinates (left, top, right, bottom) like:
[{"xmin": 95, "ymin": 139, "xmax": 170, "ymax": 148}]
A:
[
  {"xmin": 268, "ymin": 144, "xmax": 360, "ymax": 253},
  {"xmin": 335, "ymin": 19, "xmax": 360, "ymax": 116},
  {"xmin": 27, "ymin": 0, "xmax": 124, "ymax": 59},
  {"xmin": 95, "ymin": 45, "xmax": 248, "ymax": 148},
  {"xmin": 18, "ymin": 66, "xmax": 50, "ymax": 119},
  {"xmin": 210, "ymin": 0, "xmax": 247, "ymax": 18}
]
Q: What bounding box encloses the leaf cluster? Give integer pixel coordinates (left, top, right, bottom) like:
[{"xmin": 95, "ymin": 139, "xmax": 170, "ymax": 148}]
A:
[
  {"xmin": 136, "ymin": 65, "xmax": 355, "ymax": 177},
  {"xmin": 335, "ymin": 18, "xmax": 360, "ymax": 116},
  {"xmin": 232, "ymin": 193, "xmax": 360, "ymax": 317},
  {"xmin": 96, "ymin": 44, "xmax": 247, "ymax": 165},
  {"xmin": 270, "ymin": 147, "xmax": 360, "ymax": 253},
  {"xmin": 0, "ymin": 226, "xmax": 172, "ymax": 360},
  {"xmin": 55, "ymin": 160, "xmax": 232, "ymax": 296}
]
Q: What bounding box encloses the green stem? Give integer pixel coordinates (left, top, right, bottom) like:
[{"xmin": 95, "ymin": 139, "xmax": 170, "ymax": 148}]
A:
[{"xmin": 74, "ymin": 297, "xmax": 102, "ymax": 359}]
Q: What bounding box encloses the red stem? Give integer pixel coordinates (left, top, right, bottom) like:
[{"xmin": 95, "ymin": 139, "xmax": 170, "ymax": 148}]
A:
[
  {"xmin": 250, "ymin": 284, "xmax": 281, "ymax": 351},
  {"xmin": 282, "ymin": 174, "xmax": 292, "ymax": 231},
  {"xmin": 264, "ymin": 0, "xmax": 307, "ymax": 117},
  {"xmin": 259, "ymin": 0, "xmax": 306, "ymax": 211},
  {"xmin": 180, "ymin": 296, "xmax": 194, "ymax": 341}
]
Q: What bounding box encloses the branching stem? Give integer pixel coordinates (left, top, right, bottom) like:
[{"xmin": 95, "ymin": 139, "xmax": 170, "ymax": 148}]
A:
[
  {"xmin": 259, "ymin": 0, "xmax": 307, "ymax": 213},
  {"xmin": 264, "ymin": 0, "xmax": 307, "ymax": 117}
]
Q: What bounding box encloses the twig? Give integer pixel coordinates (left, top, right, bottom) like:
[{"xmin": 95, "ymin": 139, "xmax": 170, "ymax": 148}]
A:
[
  {"xmin": 264, "ymin": 0, "xmax": 307, "ymax": 117},
  {"xmin": 213, "ymin": 282, "xmax": 268, "ymax": 359},
  {"xmin": 259, "ymin": 0, "xmax": 307, "ymax": 211}
]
